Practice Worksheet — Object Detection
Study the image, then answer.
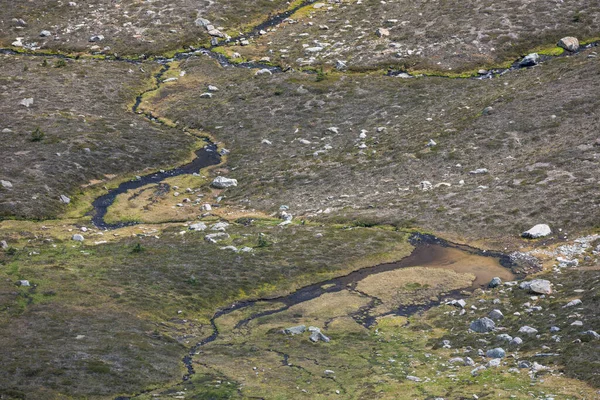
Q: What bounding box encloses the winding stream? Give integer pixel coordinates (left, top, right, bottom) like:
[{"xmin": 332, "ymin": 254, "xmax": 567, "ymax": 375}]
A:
[{"xmin": 175, "ymin": 233, "xmax": 518, "ymax": 383}]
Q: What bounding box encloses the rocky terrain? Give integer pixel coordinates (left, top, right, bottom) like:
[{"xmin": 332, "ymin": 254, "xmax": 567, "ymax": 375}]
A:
[{"xmin": 0, "ymin": 0, "xmax": 599, "ymax": 399}]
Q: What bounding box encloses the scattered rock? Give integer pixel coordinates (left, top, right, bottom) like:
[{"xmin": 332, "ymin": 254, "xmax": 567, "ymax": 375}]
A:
[
  {"xmin": 189, "ymin": 223, "xmax": 207, "ymax": 231},
  {"xmin": 204, "ymin": 233, "xmax": 230, "ymax": 243},
  {"xmin": 18, "ymin": 280, "xmax": 30, "ymax": 287},
  {"xmin": 526, "ymin": 279, "xmax": 552, "ymax": 294},
  {"xmin": 200, "ymin": 92, "xmax": 213, "ymax": 99},
  {"xmin": 469, "ymin": 168, "xmax": 488, "ymax": 175},
  {"xmin": 563, "ymin": 299, "xmax": 582, "ymax": 308},
  {"xmin": 464, "ymin": 357, "xmax": 475, "ymax": 366},
  {"xmin": 519, "ymin": 53, "xmax": 540, "ymax": 67},
  {"xmin": 255, "ymin": 69, "xmax": 273, "ymax": 76},
  {"xmin": 521, "ymin": 224, "xmax": 551, "ymax": 239},
  {"xmin": 195, "ymin": 17, "xmax": 211, "ymax": 28},
  {"xmin": 486, "ymin": 348, "xmax": 505, "ymax": 358},
  {"xmin": 211, "ymin": 222, "xmax": 230, "ymax": 231},
  {"xmin": 211, "ymin": 176, "xmax": 238, "ymax": 189},
  {"xmin": 420, "ymin": 181, "xmax": 433, "ymax": 191},
  {"xmin": 518, "ymin": 326, "xmax": 538, "ymax": 336},
  {"xmin": 89, "ymin": 35, "xmax": 104, "ymax": 42},
  {"xmin": 72, "ymin": 234, "xmax": 84, "ymax": 242},
  {"xmin": 581, "ymin": 330, "xmax": 600, "ymax": 339},
  {"xmin": 376, "ymin": 28, "xmax": 390, "ymax": 37},
  {"xmin": 509, "ymin": 337, "xmax": 523, "ymax": 346},
  {"xmin": 1, "ymin": 180, "xmax": 13, "ymax": 189},
  {"xmin": 283, "ymin": 325, "xmax": 307, "ymax": 335},
  {"xmin": 447, "ymin": 299, "xmax": 467, "ymax": 308},
  {"xmin": 470, "ymin": 317, "xmax": 495, "ymax": 333},
  {"xmin": 488, "ymin": 309, "xmax": 504, "ymax": 320},
  {"xmin": 557, "ymin": 37, "xmax": 579, "ymax": 52},
  {"xmin": 60, "ymin": 195, "xmax": 71, "ymax": 204},
  {"xmin": 406, "ymin": 375, "xmax": 421, "ymax": 382},
  {"xmin": 19, "ymin": 98, "xmax": 34, "ymax": 107},
  {"xmin": 1, "ymin": 240, "xmax": 8, "ymax": 249},
  {"xmin": 488, "ymin": 277, "xmax": 502, "ymax": 288},
  {"xmin": 497, "ymin": 333, "xmax": 513, "ymax": 342},
  {"xmin": 40, "ymin": 30, "xmax": 52, "ymax": 37}
]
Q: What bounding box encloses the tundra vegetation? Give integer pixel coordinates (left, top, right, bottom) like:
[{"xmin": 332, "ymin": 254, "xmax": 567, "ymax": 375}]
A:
[{"xmin": 0, "ymin": 0, "xmax": 599, "ymax": 399}]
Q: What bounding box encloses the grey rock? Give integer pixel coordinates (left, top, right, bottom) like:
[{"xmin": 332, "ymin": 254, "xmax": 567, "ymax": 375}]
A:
[
  {"xmin": 195, "ymin": 17, "xmax": 211, "ymax": 27},
  {"xmin": 420, "ymin": 181, "xmax": 433, "ymax": 191},
  {"xmin": 571, "ymin": 320, "xmax": 583, "ymax": 326},
  {"xmin": 528, "ymin": 279, "xmax": 552, "ymax": 294},
  {"xmin": 518, "ymin": 326, "xmax": 538, "ymax": 335},
  {"xmin": 211, "ymin": 176, "xmax": 238, "ymax": 189},
  {"xmin": 488, "ymin": 277, "xmax": 502, "ymax": 288},
  {"xmin": 309, "ymin": 330, "xmax": 330, "ymax": 343},
  {"xmin": 470, "ymin": 317, "xmax": 495, "ymax": 333},
  {"xmin": 40, "ymin": 30, "xmax": 52, "ymax": 37},
  {"xmin": 488, "ymin": 309, "xmax": 504, "ymax": 320},
  {"xmin": 204, "ymin": 233, "xmax": 230, "ymax": 243},
  {"xmin": 1, "ymin": 180, "xmax": 13, "ymax": 189},
  {"xmin": 448, "ymin": 357, "xmax": 464, "ymax": 364},
  {"xmin": 563, "ymin": 299, "xmax": 582, "ymax": 308},
  {"xmin": 19, "ymin": 98, "xmax": 34, "ymax": 107},
  {"xmin": 211, "ymin": 222, "xmax": 230, "ymax": 231},
  {"xmin": 486, "ymin": 348, "xmax": 506, "ymax": 359},
  {"xmin": 60, "ymin": 194, "xmax": 71, "ymax": 204},
  {"xmin": 220, "ymin": 245, "xmax": 238, "ymax": 252},
  {"xmin": 557, "ymin": 37, "xmax": 579, "ymax": 52},
  {"xmin": 469, "ymin": 168, "xmax": 488, "ymax": 175},
  {"xmin": 89, "ymin": 35, "xmax": 104, "ymax": 42},
  {"xmin": 406, "ymin": 375, "xmax": 421, "ymax": 382},
  {"xmin": 255, "ymin": 68, "xmax": 273, "ymax": 76},
  {"xmin": 509, "ymin": 337, "xmax": 523, "ymax": 346},
  {"xmin": 18, "ymin": 280, "xmax": 30, "ymax": 286},
  {"xmin": 200, "ymin": 92, "xmax": 213, "ymax": 99},
  {"xmin": 335, "ymin": 60, "xmax": 347, "ymax": 70},
  {"xmin": 487, "ymin": 358, "xmax": 502, "ymax": 367},
  {"xmin": 581, "ymin": 330, "xmax": 600, "ymax": 339},
  {"xmin": 497, "ymin": 333, "xmax": 513, "ymax": 342},
  {"xmin": 550, "ymin": 326, "xmax": 560, "ymax": 333},
  {"xmin": 464, "ymin": 357, "xmax": 475, "ymax": 366},
  {"xmin": 519, "ymin": 53, "xmax": 540, "ymax": 67},
  {"xmin": 72, "ymin": 234, "xmax": 84, "ymax": 242},
  {"xmin": 521, "ymin": 224, "xmax": 551, "ymax": 239},
  {"xmin": 1, "ymin": 240, "xmax": 8, "ymax": 249},
  {"xmin": 518, "ymin": 360, "xmax": 531, "ymax": 369},
  {"xmin": 376, "ymin": 28, "xmax": 390, "ymax": 37},
  {"xmin": 189, "ymin": 223, "xmax": 207, "ymax": 231},
  {"xmin": 283, "ymin": 325, "xmax": 306, "ymax": 335}
]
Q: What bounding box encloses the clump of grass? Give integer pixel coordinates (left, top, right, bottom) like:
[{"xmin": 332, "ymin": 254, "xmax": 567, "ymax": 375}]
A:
[{"xmin": 29, "ymin": 128, "xmax": 45, "ymax": 142}]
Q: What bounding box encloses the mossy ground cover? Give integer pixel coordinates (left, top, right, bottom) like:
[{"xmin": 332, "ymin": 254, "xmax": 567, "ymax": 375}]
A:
[
  {"xmin": 130, "ymin": 243, "xmax": 598, "ymax": 399},
  {"xmin": 0, "ymin": 220, "xmax": 412, "ymax": 398}
]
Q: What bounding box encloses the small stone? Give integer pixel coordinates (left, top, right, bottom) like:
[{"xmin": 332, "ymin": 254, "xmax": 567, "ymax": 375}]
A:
[
  {"xmin": 208, "ymin": 85, "xmax": 219, "ymax": 92},
  {"xmin": 497, "ymin": 333, "xmax": 513, "ymax": 342},
  {"xmin": 72, "ymin": 234, "xmax": 84, "ymax": 242},
  {"xmin": 189, "ymin": 223, "xmax": 207, "ymax": 231},
  {"xmin": 255, "ymin": 69, "xmax": 273, "ymax": 76},
  {"xmin": 283, "ymin": 325, "xmax": 306, "ymax": 335},
  {"xmin": 200, "ymin": 92, "xmax": 213, "ymax": 99},
  {"xmin": 563, "ymin": 299, "xmax": 582, "ymax": 308},
  {"xmin": 488, "ymin": 277, "xmax": 502, "ymax": 288},
  {"xmin": 486, "ymin": 348, "xmax": 505, "ymax": 359},
  {"xmin": 1, "ymin": 180, "xmax": 13, "ymax": 189},
  {"xmin": 60, "ymin": 195, "xmax": 71, "ymax": 204},
  {"xmin": 488, "ymin": 309, "xmax": 504, "ymax": 320},
  {"xmin": 40, "ymin": 30, "xmax": 52, "ymax": 37},
  {"xmin": 1, "ymin": 240, "xmax": 8, "ymax": 249},
  {"xmin": 19, "ymin": 98, "xmax": 34, "ymax": 107},
  {"xmin": 18, "ymin": 280, "xmax": 30, "ymax": 287},
  {"xmin": 89, "ymin": 34, "xmax": 104, "ymax": 42},
  {"xmin": 509, "ymin": 337, "xmax": 523, "ymax": 346},
  {"xmin": 420, "ymin": 181, "xmax": 433, "ymax": 191},
  {"xmin": 469, "ymin": 168, "xmax": 488, "ymax": 175},
  {"xmin": 406, "ymin": 375, "xmax": 421, "ymax": 382},
  {"xmin": 376, "ymin": 28, "xmax": 390, "ymax": 37},
  {"xmin": 470, "ymin": 317, "xmax": 495, "ymax": 333},
  {"xmin": 518, "ymin": 326, "xmax": 538, "ymax": 336}
]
